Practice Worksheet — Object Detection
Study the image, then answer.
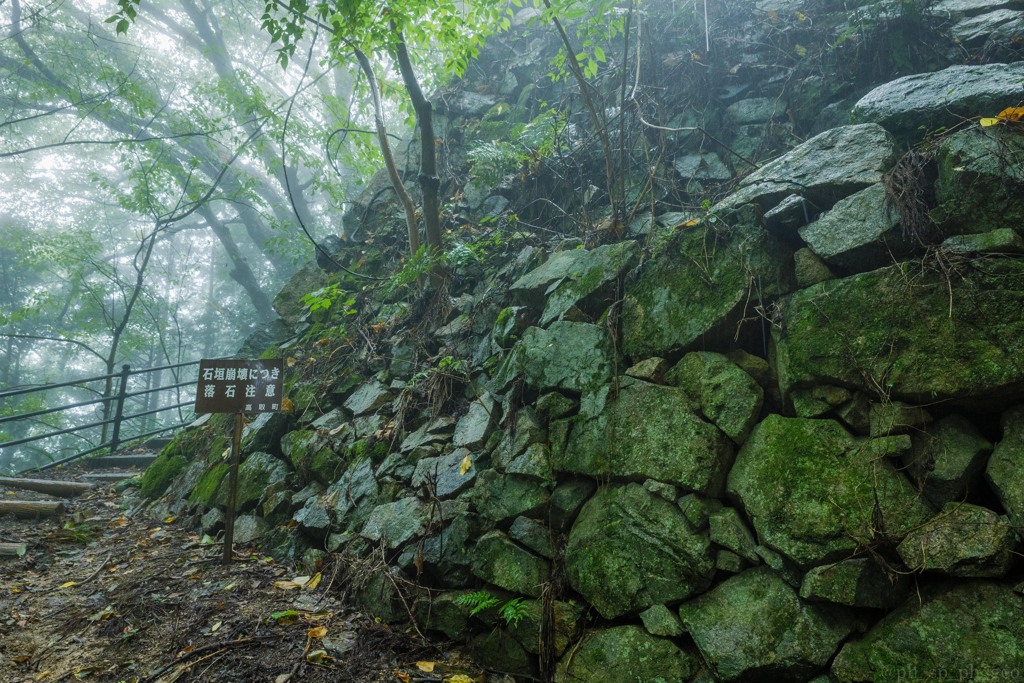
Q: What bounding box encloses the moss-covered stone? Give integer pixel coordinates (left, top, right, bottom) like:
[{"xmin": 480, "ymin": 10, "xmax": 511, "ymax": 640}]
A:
[
  {"xmin": 189, "ymin": 462, "xmax": 230, "ymax": 508},
  {"xmin": 621, "ymin": 224, "xmax": 795, "ymax": 359},
  {"xmin": 556, "ymin": 380, "xmax": 734, "ymax": 495},
  {"xmin": 800, "ymin": 558, "xmax": 908, "ymax": 609},
  {"xmin": 680, "ymin": 566, "xmax": 855, "ymax": 682},
  {"xmin": 140, "ymin": 452, "xmax": 187, "ymax": 498},
  {"xmin": 553, "ymin": 626, "xmax": 696, "ymax": 683},
  {"xmin": 471, "ymin": 531, "xmax": 550, "ymax": 598},
  {"xmin": 216, "ymin": 451, "xmax": 290, "ymax": 513},
  {"xmin": 896, "ymin": 502, "xmax": 1016, "ymax": 578},
  {"xmin": 985, "ymin": 405, "xmax": 1024, "ymax": 529},
  {"xmin": 773, "ymin": 259, "xmax": 1024, "ymax": 406},
  {"xmin": 666, "ymin": 351, "xmax": 764, "ymax": 444},
  {"xmin": 727, "ymin": 415, "xmax": 934, "ymax": 567},
  {"xmin": 832, "ymin": 582, "xmax": 1024, "ymax": 682},
  {"xmin": 565, "ymin": 483, "xmax": 714, "ymax": 619}
]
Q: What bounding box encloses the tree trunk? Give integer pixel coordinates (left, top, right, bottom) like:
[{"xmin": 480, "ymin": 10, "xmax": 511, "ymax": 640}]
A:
[
  {"xmin": 0, "ymin": 477, "xmax": 94, "ymax": 498},
  {"xmin": 0, "ymin": 500, "xmax": 67, "ymax": 518}
]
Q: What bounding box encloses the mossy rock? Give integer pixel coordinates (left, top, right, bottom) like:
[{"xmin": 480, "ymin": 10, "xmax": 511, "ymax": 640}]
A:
[
  {"xmin": 727, "ymin": 415, "xmax": 934, "ymax": 567},
  {"xmin": 553, "ymin": 625, "xmax": 697, "ymax": 683},
  {"xmin": 832, "ymin": 581, "xmax": 1024, "ymax": 682},
  {"xmin": 773, "ymin": 259, "xmax": 1024, "ymax": 406},
  {"xmin": 140, "ymin": 452, "xmax": 187, "ymax": 498},
  {"xmin": 621, "ymin": 224, "xmax": 795, "ymax": 359},
  {"xmin": 189, "ymin": 462, "xmax": 230, "ymax": 508}
]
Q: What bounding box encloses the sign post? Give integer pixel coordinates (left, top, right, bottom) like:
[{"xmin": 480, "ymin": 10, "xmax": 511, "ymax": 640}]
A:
[{"xmin": 194, "ymin": 359, "xmax": 284, "ymax": 564}]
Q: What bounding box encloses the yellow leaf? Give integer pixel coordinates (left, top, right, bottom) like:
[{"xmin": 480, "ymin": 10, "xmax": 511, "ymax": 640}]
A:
[
  {"xmin": 281, "ymin": 397, "xmax": 294, "ymax": 414},
  {"xmin": 210, "ymin": 621, "xmax": 222, "ymax": 633},
  {"xmin": 307, "ymin": 626, "xmax": 328, "ymax": 639},
  {"xmin": 304, "ymin": 572, "xmax": 322, "ymax": 591},
  {"xmin": 997, "ymin": 106, "xmax": 1024, "ymax": 121},
  {"xmin": 679, "ymin": 218, "xmax": 700, "ymax": 228},
  {"xmin": 980, "ymin": 117, "xmax": 1003, "ymax": 127},
  {"xmin": 445, "ymin": 675, "xmax": 475, "ymax": 683},
  {"xmin": 795, "ymin": 10, "xmax": 808, "ymax": 21},
  {"xmin": 274, "ymin": 580, "xmax": 301, "ymax": 590},
  {"xmin": 459, "ymin": 454, "xmax": 473, "ymax": 476},
  {"xmin": 395, "ymin": 672, "xmax": 411, "ymax": 683},
  {"xmin": 60, "ymin": 581, "xmax": 77, "ymax": 589},
  {"xmin": 164, "ymin": 516, "xmax": 176, "ymax": 524},
  {"xmin": 416, "ymin": 661, "xmax": 436, "ymax": 673},
  {"xmin": 305, "ymin": 650, "xmax": 333, "ymax": 664},
  {"xmin": 794, "ymin": 44, "xmax": 808, "ymax": 58}
]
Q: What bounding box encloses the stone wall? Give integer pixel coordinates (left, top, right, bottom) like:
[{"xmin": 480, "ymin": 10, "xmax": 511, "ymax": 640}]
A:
[{"xmin": 145, "ymin": 2, "xmax": 1024, "ymax": 681}]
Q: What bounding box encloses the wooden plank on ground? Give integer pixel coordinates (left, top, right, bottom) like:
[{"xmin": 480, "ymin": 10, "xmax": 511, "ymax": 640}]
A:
[
  {"xmin": 0, "ymin": 500, "xmax": 67, "ymax": 518},
  {"xmin": 0, "ymin": 477, "xmax": 94, "ymax": 498},
  {"xmin": 0, "ymin": 542, "xmax": 27, "ymax": 557}
]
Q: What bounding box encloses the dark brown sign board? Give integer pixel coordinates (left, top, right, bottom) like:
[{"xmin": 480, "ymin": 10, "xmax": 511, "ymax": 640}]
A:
[
  {"xmin": 193, "ymin": 358, "xmax": 285, "ymax": 564},
  {"xmin": 194, "ymin": 359, "xmax": 284, "ymax": 414}
]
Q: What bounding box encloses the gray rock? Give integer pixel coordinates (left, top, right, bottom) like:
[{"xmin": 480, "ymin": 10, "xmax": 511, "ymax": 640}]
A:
[
  {"xmin": 554, "ymin": 626, "xmax": 696, "ymax": 683},
  {"xmin": 508, "ymin": 516, "xmax": 554, "ymax": 558},
  {"xmin": 473, "ymin": 469, "xmax": 550, "ymax": 524},
  {"xmin": 272, "ymin": 261, "xmax": 326, "ymax": 324},
  {"xmin": 411, "ymin": 448, "xmax": 477, "ymax": 498},
  {"xmin": 725, "ymin": 97, "xmax": 786, "ymax": 125},
  {"xmin": 405, "ymin": 511, "xmax": 475, "ymax": 587},
  {"xmin": 832, "ymin": 582, "xmax": 1024, "ymax": 681},
  {"xmin": 950, "ymin": 9, "xmax": 1024, "ymax": 45},
  {"xmin": 508, "ymin": 600, "xmax": 583, "ymax": 656},
  {"xmin": 897, "ymin": 502, "xmax": 1016, "ymax": 577},
  {"xmin": 798, "ymin": 184, "xmax": 912, "ymax": 271},
  {"xmin": 220, "ymin": 451, "xmax": 290, "ymax": 512},
  {"xmin": 764, "ymin": 194, "xmax": 813, "ymax": 239},
  {"xmin": 232, "ymin": 514, "xmax": 268, "ymax": 544},
  {"xmin": 556, "ymin": 381, "xmax": 734, "ymax": 495},
  {"xmin": 471, "ymin": 530, "xmax": 550, "ymax": 597},
  {"xmin": 201, "ymin": 507, "xmax": 224, "ymax": 535},
  {"xmin": 674, "ymin": 152, "xmax": 733, "ymax": 182},
  {"xmin": 548, "ymin": 479, "xmax": 596, "ymax": 530},
  {"xmin": 793, "ymin": 247, "xmax": 836, "ymax": 288},
  {"xmin": 565, "ymin": 483, "xmax": 714, "ymax": 619},
  {"xmin": 852, "ymin": 62, "xmax": 1024, "ymax": 143},
  {"xmin": 453, "ymin": 393, "xmax": 498, "ymax": 451},
  {"xmin": 535, "ymin": 392, "xmax": 577, "ymax": 421},
  {"xmin": 773, "ymin": 259, "xmax": 1024, "ymax": 406},
  {"xmin": 678, "ymin": 494, "xmax": 722, "ymax": 531},
  {"xmin": 293, "ymin": 495, "xmax": 332, "ymax": 539},
  {"xmin": 727, "ymin": 416, "xmax": 934, "ymax": 567},
  {"xmin": 711, "ymin": 124, "xmax": 897, "ymax": 216},
  {"xmin": 399, "ymin": 416, "xmax": 455, "ymax": 453},
  {"xmin": 241, "ymin": 412, "xmax": 289, "ymax": 456},
  {"xmin": 926, "ymin": 0, "xmax": 1013, "ymax": 16},
  {"xmin": 535, "ymin": 241, "xmax": 640, "ymax": 326},
  {"xmin": 414, "ymin": 591, "xmax": 475, "ymax": 640},
  {"xmin": 327, "ymin": 457, "xmax": 379, "ymax": 523},
  {"xmin": 491, "ymin": 306, "xmax": 535, "ymax": 349},
  {"xmin": 621, "ymin": 224, "xmax": 795, "ymax": 358},
  {"xmin": 343, "ymin": 380, "xmax": 392, "ymax": 416},
  {"xmin": 902, "ymin": 414, "xmax": 991, "ymax": 507},
  {"xmin": 800, "ymin": 558, "xmax": 908, "ymax": 609},
  {"xmin": 624, "ymin": 357, "xmax": 669, "ymax": 382},
  {"xmin": 680, "ymin": 567, "xmax": 855, "ymax": 682},
  {"xmin": 360, "ymin": 497, "xmax": 429, "ymax": 549},
  {"xmin": 493, "ymin": 322, "xmax": 614, "ymax": 406},
  {"xmin": 666, "ymin": 352, "xmax": 764, "ymax": 444}
]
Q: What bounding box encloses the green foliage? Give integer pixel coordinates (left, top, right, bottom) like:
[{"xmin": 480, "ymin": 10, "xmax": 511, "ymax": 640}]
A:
[
  {"xmin": 454, "ymin": 591, "xmax": 529, "ymax": 627},
  {"xmin": 300, "ymin": 283, "xmax": 357, "ymax": 319},
  {"xmin": 515, "ymin": 0, "xmax": 627, "ymax": 82},
  {"xmin": 409, "ymin": 355, "xmax": 468, "ymax": 389},
  {"xmin": 468, "ymin": 110, "xmax": 566, "ymax": 187}
]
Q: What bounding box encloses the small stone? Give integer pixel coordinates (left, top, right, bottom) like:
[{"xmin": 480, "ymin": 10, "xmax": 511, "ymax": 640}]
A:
[
  {"xmin": 897, "ymin": 502, "xmax": 1016, "ymax": 578},
  {"xmin": 639, "ymin": 605, "xmax": 685, "ymax": 637}
]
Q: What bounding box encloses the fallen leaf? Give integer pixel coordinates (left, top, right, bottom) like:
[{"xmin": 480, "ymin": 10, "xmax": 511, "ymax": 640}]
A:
[
  {"xmin": 304, "ymin": 572, "xmax": 322, "ymax": 591},
  {"xmin": 459, "ymin": 454, "xmax": 473, "ymax": 476},
  {"xmin": 307, "ymin": 626, "xmax": 328, "ymax": 639},
  {"xmin": 210, "ymin": 621, "xmax": 222, "ymax": 633},
  {"xmin": 416, "ymin": 661, "xmax": 436, "ymax": 673},
  {"xmin": 445, "ymin": 675, "xmax": 475, "ymax": 683},
  {"xmin": 305, "ymin": 650, "xmax": 334, "ymax": 664},
  {"xmin": 997, "ymin": 106, "xmax": 1024, "ymax": 121},
  {"xmin": 164, "ymin": 516, "xmax": 176, "ymax": 524},
  {"xmin": 274, "ymin": 580, "xmax": 302, "ymax": 590},
  {"xmin": 395, "ymin": 673, "xmax": 411, "ymax": 683},
  {"xmin": 980, "ymin": 117, "xmax": 1003, "ymax": 127},
  {"xmin": 59, "ymin": 581, "xmax": 77, "ymax": 589}
]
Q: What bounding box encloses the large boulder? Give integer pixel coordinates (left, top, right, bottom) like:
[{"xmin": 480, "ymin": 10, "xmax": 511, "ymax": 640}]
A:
[
  {"xmin": 896, "ymin": 502, "xmax": 1016, "ymax": 578},
  {"xmin": 773, "ymin": 259, "xmax": 1024, "ymax": 406},
  {"xmin": 471, "ymin": 531, "xmax": 550, "ymax": 597},
  {"xmin": 933, "ymin": 127, "xmax": 1024, "ymax": 236},
  {"xmin": 564, "ymin": 483, "xmax": 714, "ymax": 619},
  {"xmin": 666, "ymin": 351, "xmax": 764, "ymax": 444},
  {"xmin": 553, "ymin": 626, "xmax": 697, "ymax": 683},
  {"xmin": 555, "ymin": 380, "xmax": 734, "ymax": 495},
  {"xmin": 621, "ymin": 224, "xmax": 795, "ymax": 359},
  {"xmin": 509, "ymin": 240, "xmax": 639, "ymax": 326},
  {"xmin": 832, "ymin": 582, "xmax": 1024, "ymax": 681},
  {"xmin": 710, "ymin": 124, "xmax": 897, "ymax": 217},
  {"xmin": 727, "ymin": 415, "xmax": 934, "ymax": 567},
  {"xmin": 901, "ymin": 414, "xmax": 991, "ymax": 508},
  {"xmin": 680, "ymin": 567, "xmax": 854, "ymax": 682},
  {"xmin": 798, "ymin": 184, "xmax": 913, "ymax": 272},
  {"xmin": 852, "ymin": 62, "xmax": 1024, "ymax": 143}
]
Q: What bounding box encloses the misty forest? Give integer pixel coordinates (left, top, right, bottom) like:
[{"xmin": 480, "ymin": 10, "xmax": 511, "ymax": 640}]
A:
[{"xmin": 3, "ymin": 0, "xmax": 1024, "ymax": 681}]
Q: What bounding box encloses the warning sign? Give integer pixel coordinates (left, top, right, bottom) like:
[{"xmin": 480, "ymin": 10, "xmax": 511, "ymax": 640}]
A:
[{"xmin": 194, "ymin": 359, "xmax": 285, "ymax": 414}]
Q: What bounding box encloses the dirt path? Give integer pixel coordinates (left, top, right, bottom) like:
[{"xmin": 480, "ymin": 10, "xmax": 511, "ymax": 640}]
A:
[{"xmin": 0, "ymin": 471, "xmax": 485, "ymax": 683}]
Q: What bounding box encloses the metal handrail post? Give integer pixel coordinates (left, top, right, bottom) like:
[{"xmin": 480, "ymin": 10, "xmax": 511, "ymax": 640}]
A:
[{"xmin": 108, "ymin": 364, "xmax": 132, "ymax": 454}]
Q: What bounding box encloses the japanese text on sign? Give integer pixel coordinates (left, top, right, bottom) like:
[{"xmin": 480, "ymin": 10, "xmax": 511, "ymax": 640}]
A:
[{"xmin": 194, "ymin": 359, "xmax": 285, "ymax": 414}]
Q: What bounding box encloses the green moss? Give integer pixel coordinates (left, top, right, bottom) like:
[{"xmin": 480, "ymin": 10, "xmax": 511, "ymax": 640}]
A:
[
  {"xmin": 310, "ymin": 448, "xmax": 344, "ymax": 484},
  {"xmin": 140, "ymin": 453, "xmax": 187, "ymax": 498},
  {"xmin": 189, "ymin": 462, "xmax": 230, "ymax": 508}
]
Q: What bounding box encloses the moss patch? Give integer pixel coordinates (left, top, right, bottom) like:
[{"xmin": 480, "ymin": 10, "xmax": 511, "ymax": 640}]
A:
[{"xmin": 140, "ymin": 453, "xmax": 187, "ymax": 498}]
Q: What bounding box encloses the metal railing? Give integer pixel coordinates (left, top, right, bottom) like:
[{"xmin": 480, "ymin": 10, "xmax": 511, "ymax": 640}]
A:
[{"xmin": 0, "ymin": 360, "xmax": 202, "ymax": 473}]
